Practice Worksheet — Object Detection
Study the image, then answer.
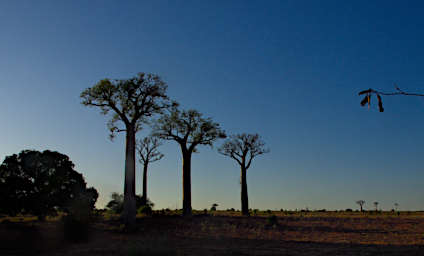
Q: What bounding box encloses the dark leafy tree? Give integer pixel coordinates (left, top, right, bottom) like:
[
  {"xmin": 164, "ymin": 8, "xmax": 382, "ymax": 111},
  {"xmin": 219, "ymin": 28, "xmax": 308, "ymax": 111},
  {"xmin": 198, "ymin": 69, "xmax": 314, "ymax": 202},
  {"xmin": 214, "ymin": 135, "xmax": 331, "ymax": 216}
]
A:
[
  {"xmin": 358, "ymin": 86, "xmax": 424, "ymax": 112},
  {"xmin": 218, "ymin": 133, "xmax": 269, "ymax": 216},
  {"xmin": 137, "ymin": 136, "xmax": 164, "ymax": 205},
  {"xmin": 356, "ymin": 200, "xmax": 365, "ymax": 212},
  {"xmin": 0, "ymin": 150, "xmax": 98, "ymax": 220},
  {"xmin": 80, "ymin": 73, "xmax": 169, "ymax": 227},
  {"xmin": 153, "ymin": 106, "xmax": 226, "ymax": 216}
]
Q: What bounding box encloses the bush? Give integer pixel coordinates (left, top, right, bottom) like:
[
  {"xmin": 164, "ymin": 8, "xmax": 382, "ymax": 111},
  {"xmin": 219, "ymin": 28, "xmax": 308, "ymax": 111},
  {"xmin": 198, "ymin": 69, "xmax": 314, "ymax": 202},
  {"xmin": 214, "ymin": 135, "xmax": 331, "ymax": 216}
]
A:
[
  {"xmin": 266, "ymin": 209, "xmax": 272, "ymax": 214},
  {"xmin": 138, "ymin": 205, "xmax": 152, "ymax": 216},
  {"xmin": 345, "ymin": 208, "xmax": 353, "ymax": 212}
]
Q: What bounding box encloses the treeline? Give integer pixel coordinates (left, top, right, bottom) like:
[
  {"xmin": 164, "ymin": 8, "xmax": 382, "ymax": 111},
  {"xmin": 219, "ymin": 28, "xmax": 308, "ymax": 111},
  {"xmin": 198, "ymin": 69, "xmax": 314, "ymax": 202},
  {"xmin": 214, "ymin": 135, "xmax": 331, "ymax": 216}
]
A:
[
  {"xmin": 0, "ymin": 72, "xmax": 270, "ymax": 230},
  {"xmin": 80, "ymin": 73, "xmax": 269, "ymax": 228}
]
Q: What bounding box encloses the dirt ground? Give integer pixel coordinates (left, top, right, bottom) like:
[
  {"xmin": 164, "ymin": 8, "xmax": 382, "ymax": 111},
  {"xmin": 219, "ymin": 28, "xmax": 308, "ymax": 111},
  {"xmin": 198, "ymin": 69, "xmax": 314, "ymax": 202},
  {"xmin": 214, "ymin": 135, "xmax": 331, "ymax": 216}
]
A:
[{"xmin": 1, "ymin": 212, "xmax": 424, "ymax": 255}]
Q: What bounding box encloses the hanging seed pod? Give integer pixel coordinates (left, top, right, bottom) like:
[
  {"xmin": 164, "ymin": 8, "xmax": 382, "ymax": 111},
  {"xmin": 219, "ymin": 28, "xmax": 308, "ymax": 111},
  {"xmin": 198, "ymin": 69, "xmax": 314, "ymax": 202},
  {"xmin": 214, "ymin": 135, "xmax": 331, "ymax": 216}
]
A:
[
  {"xmin": 360, "ymin": 95, "xmax": 369, "ymax": 106},
  {"xmin": 377, "ymin": 94, "xmax": 384, "ymax": 112},
  {"xmin": 367, "ymin": 94, "xmax": 371, "ymax": 109}
]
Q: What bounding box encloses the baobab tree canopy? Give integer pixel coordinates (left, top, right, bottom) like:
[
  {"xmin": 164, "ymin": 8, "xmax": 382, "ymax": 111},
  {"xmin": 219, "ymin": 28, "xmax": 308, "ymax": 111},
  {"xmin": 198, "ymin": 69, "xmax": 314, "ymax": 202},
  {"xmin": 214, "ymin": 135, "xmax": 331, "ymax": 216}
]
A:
[
  {"xmin": 80, "ymin": 73, "xmax": 170, "ymax": 139},
  {"xmin": 218, "ymin": 133, "xmax": 270, "ymax": 169},
  {"xmin": 137, "ymin": 136, "xmax": 164, "ymax": 165},
  {"xmin": 153, "ymin": 107, "xmax": 226, "ymax": 151}
]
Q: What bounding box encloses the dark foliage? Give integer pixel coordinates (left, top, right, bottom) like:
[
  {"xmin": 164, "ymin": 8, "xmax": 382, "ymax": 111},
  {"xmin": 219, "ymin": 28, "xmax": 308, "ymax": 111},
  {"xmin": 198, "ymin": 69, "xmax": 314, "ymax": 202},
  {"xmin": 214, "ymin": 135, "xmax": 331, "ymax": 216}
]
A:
[
  {"xmin": 0, "ymin": 150, "xmax": 98, "ymax": 220},
  {"xmin": 106, "ymin": 192, "xmax": 154, "ymax": 214}
]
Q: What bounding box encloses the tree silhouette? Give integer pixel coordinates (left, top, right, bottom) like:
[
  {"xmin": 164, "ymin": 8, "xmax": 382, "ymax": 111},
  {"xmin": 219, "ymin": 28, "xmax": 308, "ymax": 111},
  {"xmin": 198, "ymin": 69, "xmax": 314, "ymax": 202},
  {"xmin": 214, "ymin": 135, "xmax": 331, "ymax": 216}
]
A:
[
  {"xmin": 358, "ymin": 86, "xmax": 424, "ymax": 112},
  {"xmin": 210, "ymin": 203, "xmax": 218, "ymax": 211},
  {"xmin": 218, "ymin": 133, "xmax": 269, "ymax": 216},
  {"xmin": 356, "ymin": 200, "xmax": 365, "ymax": 212},
  {"xmin": 0, "ymin": 150, "xmax": 98, "ymax": 220},
  {"xmin": 374, "ymin": 201, "xmax": 379, "ymax": 211},
  {"xmin": 80, "ymin": 73, "xmax": 169, "ymax": 227},
  {"xmin": 394, "ymin": 202, "xmax": 399, "ymax": 211},
  {"xmin": 153, "ymin": 106, "xmax": 225, "ymax": 216},
  {"xmin": 137, "ymin": 136, "xmax": 164, "ymax": 205}
]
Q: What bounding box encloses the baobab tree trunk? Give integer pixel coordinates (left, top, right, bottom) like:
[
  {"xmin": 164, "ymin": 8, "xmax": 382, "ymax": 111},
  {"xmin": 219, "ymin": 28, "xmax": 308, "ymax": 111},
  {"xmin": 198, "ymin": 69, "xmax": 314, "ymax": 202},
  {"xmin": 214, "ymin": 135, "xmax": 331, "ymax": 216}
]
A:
[
  {"xmin": 142, "ymin": 162, "xmax": 148, "ymax": 205},
  {"xmin": 182, "ymin": 149, "xmax": 192, "ymax": 216},
  {"xmin": 123, "ymin": 127, "xmax": 136, "ymax": 227},
  {"xmin": 241, "ymin": 166, "xmax": 249, "ymax": 216}
]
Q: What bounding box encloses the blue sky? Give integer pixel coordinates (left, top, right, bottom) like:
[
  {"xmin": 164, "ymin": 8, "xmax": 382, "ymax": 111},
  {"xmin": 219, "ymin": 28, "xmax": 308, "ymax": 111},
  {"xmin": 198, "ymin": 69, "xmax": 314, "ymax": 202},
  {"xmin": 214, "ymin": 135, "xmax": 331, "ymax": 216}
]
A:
[{"xmin": 1, "ymin": 0, "xmax": 424, "ymax": 211}]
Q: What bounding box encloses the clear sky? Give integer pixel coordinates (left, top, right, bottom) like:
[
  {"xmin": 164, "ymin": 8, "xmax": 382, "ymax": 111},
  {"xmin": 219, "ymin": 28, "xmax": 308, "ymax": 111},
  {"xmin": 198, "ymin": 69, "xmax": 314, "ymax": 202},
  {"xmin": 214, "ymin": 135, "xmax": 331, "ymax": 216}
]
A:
[{"xmin": 1, "ymin": 0, "xmax": 424, "ymax": 211}]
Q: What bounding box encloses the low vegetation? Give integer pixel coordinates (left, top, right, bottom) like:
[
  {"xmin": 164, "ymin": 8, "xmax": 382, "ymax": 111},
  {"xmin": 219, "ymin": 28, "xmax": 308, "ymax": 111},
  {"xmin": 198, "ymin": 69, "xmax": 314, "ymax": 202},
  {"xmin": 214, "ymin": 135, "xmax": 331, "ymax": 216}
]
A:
[{"xmin": 1, "ymin": 210, "xmax": 424, "ymax": 255}]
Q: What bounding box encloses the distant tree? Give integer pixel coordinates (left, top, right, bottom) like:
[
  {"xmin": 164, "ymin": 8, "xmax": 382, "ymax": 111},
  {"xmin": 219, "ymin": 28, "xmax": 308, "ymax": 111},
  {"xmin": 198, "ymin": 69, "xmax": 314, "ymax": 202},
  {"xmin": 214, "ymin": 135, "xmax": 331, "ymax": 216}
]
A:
[
  {"xmin": 356, "ymin": 200, "xmax": 365, "ymax": 212},
  {"xmin": 153, "ymin": 106, "xmax": 226, "ymax": 216},
  {"xmin": 80, "ymin": 73, "xmax": 169, "ymax": 227},
  {"xmin": 358, "ymin": 86, "xmax": 424, "ymax": 112},
  {"xmin": 374, "ymin": 201, "xmax": 379, "ymax": 211},
  {"xmin": 137, "ymin": 136, "xmax": 164, "ymax": 205},
  {"xmin": 394, "ymin": 202, "xmax": 399, "ymax": 211},
  {"xmin": 210, "ymin": 203, "xmax": 218, "ymax": 211},
  {"xmin": 0, "ymin": 150, "xmax": 97, "ymax": 220},
  {"xmin": 218, "ymin": 133, "xmax": 269, "ymax": 216}
]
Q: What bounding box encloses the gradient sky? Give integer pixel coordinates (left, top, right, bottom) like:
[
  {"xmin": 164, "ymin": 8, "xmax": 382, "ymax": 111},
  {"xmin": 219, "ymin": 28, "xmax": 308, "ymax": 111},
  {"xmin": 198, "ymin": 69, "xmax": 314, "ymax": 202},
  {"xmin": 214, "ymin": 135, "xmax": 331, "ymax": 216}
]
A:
[{"xmin": 1, "ymin": 0, "xmax": 424, "ymax": 211}]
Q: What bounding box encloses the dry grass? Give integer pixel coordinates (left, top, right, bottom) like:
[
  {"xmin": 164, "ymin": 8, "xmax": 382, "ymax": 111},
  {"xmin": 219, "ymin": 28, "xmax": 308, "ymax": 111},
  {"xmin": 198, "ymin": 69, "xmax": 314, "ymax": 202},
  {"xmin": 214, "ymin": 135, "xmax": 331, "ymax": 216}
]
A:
[{"xmin": 1, "ymin": 211, "xmax": 424, "ymax": 255}]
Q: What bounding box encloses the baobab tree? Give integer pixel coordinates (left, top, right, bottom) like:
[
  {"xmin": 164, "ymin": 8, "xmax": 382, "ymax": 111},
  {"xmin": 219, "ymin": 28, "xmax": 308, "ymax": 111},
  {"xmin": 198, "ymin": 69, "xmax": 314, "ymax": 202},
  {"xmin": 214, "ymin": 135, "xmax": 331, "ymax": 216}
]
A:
[
  {"xmin": 394, "ymin": 202, "xmax": 399, "ymax": 211},
  {"xmin": 137, "ymin": 136, "xmax": 164, "ymax": 205},
  {"xmin": 218, "ymin": 133, "xmax": 269, "ymax": 216},
  {"xmin": 80, "ymin": 73, "xmax": 169, "ymax": 227},
  {"xmin": 356, "ymin": 200, "xmax": 365, "ymax": 212},
  {"xmin": 153, "ymin": 106, "xmax": 225, "ymax": 216},
  {"xmin": 374, "ymin": 201, "xmax": 379, "ymax": 211}
]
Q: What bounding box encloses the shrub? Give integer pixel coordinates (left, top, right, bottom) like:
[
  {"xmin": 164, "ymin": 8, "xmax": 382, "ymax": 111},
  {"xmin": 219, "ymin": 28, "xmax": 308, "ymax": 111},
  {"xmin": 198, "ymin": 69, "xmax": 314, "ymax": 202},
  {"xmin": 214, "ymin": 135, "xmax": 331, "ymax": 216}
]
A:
[
  {"xmin": 266, "ymin": 209, "xmax": 272, "ymax": 214},
  {"xmin": 345, "ymin": 208, "xmax": 353, "ymax": 212},
  {"xmin": 253, "ymin": 209, "xmax": 259, "ymax": 216},
  {"xmin": 138, "ymin": 205, "xmax": 153, "ymax": 216}
]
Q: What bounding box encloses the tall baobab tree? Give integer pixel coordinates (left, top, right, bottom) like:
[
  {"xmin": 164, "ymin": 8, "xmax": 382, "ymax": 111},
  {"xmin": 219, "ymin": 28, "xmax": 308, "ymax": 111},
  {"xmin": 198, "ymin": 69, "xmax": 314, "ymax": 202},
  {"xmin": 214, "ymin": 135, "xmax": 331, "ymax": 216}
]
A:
[
  {"xmin": 218, "ymin": 133, "xmax": 269, "ymax": 216},
  {"xmin": 374, "ymin": 201, "xmax": 379, "ymax": 211},
  {"xmin": 153, "ymin": 106, "xmax": 225, "ymax": 216},
  {"xmin": 137, "ymin": 136, "xmax": 164, "ymax": 205},
  {"xmin": 356, "ymin": 200, "xmax": 365, "ymax": 212},
  {"xmin": 80, "ymin": 73, "xmax": 169, "ymax": 227}
]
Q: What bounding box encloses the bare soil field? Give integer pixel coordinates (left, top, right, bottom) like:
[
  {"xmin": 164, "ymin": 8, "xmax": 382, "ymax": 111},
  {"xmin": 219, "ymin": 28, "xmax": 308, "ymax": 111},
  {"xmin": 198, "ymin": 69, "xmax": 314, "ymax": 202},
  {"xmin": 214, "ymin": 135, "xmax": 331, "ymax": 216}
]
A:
[{"xmin": 1, "ymin": 212, "xmax": 424, "ymax": 255}]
